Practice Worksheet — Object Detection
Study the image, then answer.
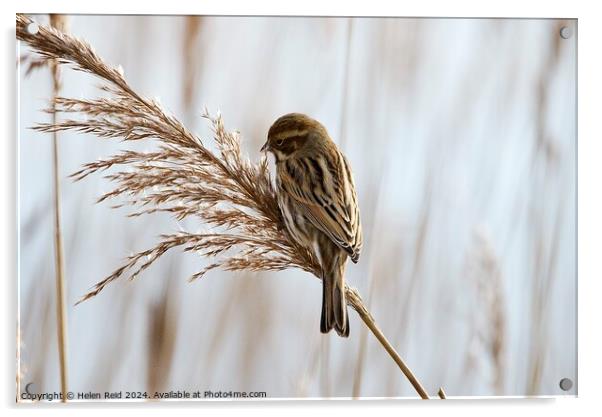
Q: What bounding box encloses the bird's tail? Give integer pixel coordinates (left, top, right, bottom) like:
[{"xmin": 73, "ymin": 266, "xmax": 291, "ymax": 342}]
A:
[{"xmin": 320, "ymin": 258, "xmax": 349, "ymax": 337}]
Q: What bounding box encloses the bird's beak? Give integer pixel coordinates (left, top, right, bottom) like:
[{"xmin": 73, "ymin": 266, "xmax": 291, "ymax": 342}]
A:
[{"xmin": 260, "ymin": 140, "xmax": 269, "ymax": 153}]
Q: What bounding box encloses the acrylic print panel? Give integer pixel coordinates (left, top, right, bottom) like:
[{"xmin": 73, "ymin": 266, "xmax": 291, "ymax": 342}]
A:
[{"xmin": 17, "ymin": 14, "xmax": 576, "ymax": 401}]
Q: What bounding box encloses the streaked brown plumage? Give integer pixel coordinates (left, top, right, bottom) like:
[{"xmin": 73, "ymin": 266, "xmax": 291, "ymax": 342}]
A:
[{"xmin": 261, "ymin": 113, "xmax": 362, "ymax": 337}]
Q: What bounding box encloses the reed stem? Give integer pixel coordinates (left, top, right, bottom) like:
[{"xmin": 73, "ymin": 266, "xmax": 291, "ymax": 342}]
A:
[{"xmin": 49, "ymin": 13, "xmax": 69, "ymax": 404}]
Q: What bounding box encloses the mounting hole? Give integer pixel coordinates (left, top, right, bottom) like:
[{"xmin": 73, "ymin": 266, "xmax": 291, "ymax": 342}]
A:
[
  {"xmin": 560, "ymin": 26, "xmax": 572, "ymax": 39},
  {"xmin": 559, "ymin": 378, "xmax": 573, "ymax": 391},
  {"xmin": 26, "ymin": 22, "xmax": 39, "ymax": 35}
]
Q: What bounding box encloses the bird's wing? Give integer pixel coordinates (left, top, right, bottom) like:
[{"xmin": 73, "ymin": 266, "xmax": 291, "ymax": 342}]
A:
[{"xmin": 281, "ymin": 154, "xmax": 362, "ymax": 262}]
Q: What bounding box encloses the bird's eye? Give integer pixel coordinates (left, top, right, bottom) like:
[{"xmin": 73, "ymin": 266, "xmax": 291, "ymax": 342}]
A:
[{"xmin": 276, "ymin": 139, "xmax": 284, "ymax": 147}]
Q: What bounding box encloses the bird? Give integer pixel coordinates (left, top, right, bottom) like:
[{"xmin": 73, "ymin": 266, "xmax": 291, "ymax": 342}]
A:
[{"xmin": 261, "ymin": 113, "xmax": 362, "ymax": 337}]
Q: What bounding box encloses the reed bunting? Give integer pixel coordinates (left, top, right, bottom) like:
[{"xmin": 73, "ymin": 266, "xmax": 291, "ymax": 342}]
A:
[{"xmin": 261, "ymin": 113, "xmax": 362, "ymax": 337}]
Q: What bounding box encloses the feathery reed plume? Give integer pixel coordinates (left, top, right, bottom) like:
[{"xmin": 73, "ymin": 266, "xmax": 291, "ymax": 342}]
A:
[
  {"xmin": 18, "ymin": 53, "xmax": 47, "ymax": 76},
  {"xmin": 48, "ymin": 13, "xmax": 69, "ymax": 403},
  {"xmin": 17, "ymin": 14, "xmax": 436, "ymax": 399},
  {"xmin": 463, "ymin": 229, "xmax": 506, "ymax": 394}
]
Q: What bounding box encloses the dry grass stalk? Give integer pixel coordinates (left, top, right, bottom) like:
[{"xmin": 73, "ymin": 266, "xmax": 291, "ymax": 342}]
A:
[
  {"xmin": 16, "ymin": 323, "xmax": 23, "ymax": 401},
  {"xmin": 147, "ymin": 278, "xmax": 178, "ymax": 395},
  {"xmin": 182, "ymin": 16, "xmax": 203, "ymax": 109},
  {"xmin": 351, "ymin": 324, "xmax": 367, "ymax": 398},
  {"xmin": 526, "ymin": 22, "xmax": 565, "ymax": 395},
  {"xmin": 49, "ymin": 13, "xmax": 69, "ymax": 403},
  {"xmin": 17, "ymin": 14, "xmax": 436, "ymax": 399},
  {"xmin": 337, "ymin": 18, "xmax": 353, "ymax": 151}
]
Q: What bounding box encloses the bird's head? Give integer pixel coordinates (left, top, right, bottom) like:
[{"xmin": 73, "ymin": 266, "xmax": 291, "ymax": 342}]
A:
[{"xmin": 261, "ymin": 113, "xmax": 329, "ymax": 162}]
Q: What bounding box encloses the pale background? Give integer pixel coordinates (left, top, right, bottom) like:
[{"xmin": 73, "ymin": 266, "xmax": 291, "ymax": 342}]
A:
[{"xmin": 17, "ymin": 15, "xmax": 577, "ymax": 398}]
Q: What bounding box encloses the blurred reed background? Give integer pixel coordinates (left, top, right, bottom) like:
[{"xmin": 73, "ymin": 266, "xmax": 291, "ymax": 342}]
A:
[{"xmin": 17, "ymin": 15, "xmax": 576, "ymax": 398}]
